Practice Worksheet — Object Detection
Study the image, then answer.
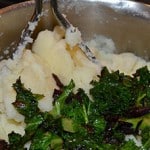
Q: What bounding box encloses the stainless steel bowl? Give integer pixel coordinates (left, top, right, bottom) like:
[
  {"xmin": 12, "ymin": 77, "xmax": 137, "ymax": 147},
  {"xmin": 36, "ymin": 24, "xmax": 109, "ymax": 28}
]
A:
[{"xmin": 0, "ymin": 0, "xmax": 150, "ymax": 60}]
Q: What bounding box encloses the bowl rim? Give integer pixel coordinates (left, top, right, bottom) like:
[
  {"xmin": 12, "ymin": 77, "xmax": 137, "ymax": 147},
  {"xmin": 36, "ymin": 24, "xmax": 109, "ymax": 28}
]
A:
[{"xmin": 0, "ymin": 0, "xmax": 150, "ymax": 16}]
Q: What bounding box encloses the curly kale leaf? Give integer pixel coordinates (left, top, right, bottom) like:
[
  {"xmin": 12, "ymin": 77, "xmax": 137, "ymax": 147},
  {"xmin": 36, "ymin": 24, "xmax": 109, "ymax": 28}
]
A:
[
  {"xmin": 120, "ymin": 140, "xmax": 140, "ymax": 150},
  {"xmin": 30, "ymin": 132, "xmax": 62, "ymax": 150},
  {"xmin": 50, "ymin": 79, "xmax": 75, "ymax": 117},
  {"xmin": 6, "ymin": 66, "xmax": 150, "ymax": 149},
  {"xmin": 90, "ymin": 67, "xmax": 134, "ymax": 116},
  {"xmin": 56, "ymin": 88, "xmax": 108, "ymax": 149},
  {"xmin": 9, "ymin": 78, "xmax": 78, "ymax": 149},
  {"xmin": 8, "ymin": 132, "xmax": 23, "ymax": 150},
  {"xmin": 12, "ymin": 77, "xmax": 44, "ymax": 121},
  {"xmin": 61, "ymin": 88, "xmax": 92, "ymax": 124},
  {"xmin": 90, "ymin": 66, "xmax": 150, "ymax": 117},
  {"xmin": 141, "ymin": 125, "xmax": 150, "ymax": 150},
  {"xmin": 133, "ymin": 66, "xmax": 150, "ymax": 107}
]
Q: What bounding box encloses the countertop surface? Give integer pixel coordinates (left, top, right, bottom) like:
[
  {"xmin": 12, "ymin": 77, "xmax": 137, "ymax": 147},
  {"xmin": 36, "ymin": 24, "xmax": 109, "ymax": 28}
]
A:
[{"xmin": 0, "ymin": 0, "xmax": 150, "ymax": 8}]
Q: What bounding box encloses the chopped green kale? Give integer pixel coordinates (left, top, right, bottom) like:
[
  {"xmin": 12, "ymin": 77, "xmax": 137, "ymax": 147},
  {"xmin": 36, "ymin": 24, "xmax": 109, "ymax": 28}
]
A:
[
  {"xmin": 4, "ymin": 66, "xmax": 150, "ymax": 149},
  {"xmin": 12, "ymin": 77, "xmax": 44, "ymax": 122},
  {"xmin": 90, "ymin": 67, "xmax": 134, "ymax": 116},
  {"xmin": 120, "ymin": 140, "xmax": 140, "ymax": 150},
  {"xmin": 141, "ymin": 125, "xmax": 150, "ymax": 149}
]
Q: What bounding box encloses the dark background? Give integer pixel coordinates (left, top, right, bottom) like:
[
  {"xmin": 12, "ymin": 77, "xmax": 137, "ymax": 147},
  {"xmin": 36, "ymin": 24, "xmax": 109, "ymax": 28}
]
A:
[
  {"xmin": 0, "ymin": 0, "xmax": 27, "ymax": 8},
  {"xmin": 0, "ymin": 0, "xmax": 150, "ymax": 8}
]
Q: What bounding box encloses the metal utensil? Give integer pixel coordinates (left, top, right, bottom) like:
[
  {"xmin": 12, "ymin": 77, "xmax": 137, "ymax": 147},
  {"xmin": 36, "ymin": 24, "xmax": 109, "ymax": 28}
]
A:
[
  {"xmin": 50, "ymin": 0, "xmax": 99, "ymax": 64},
  {"xmin": 19, "ymin": 0, "xmax": 43, "ymax": 46},
  {"xmin": 13, "ymin": 0, "xmax": 43, "ymax": 59},
  {"xmin": 1, "ymin": 0, "xmax": 43, "ymax": 60}
]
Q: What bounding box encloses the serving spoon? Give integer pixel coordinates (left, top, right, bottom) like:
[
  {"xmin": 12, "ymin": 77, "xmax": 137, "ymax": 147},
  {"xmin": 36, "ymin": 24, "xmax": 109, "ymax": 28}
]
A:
[
  {"xmin": 0, "ymin": 0, "xmax": 43, "ymax": 60},
  {"xmin": 19, "ymin": 0, "xmax": 43, "ymax": 46},
  {"xmin": 50, "ymin": 0, "xmax": 99, "ymax": 64},
  {"xmin": 12, "ymin": 0, "xmax": 43, "ymax": 59}
]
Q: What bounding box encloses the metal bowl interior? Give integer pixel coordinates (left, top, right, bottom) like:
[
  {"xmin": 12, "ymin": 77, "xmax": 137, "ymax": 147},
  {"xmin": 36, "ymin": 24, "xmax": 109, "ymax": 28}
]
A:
[{"xmin": 0, "ymin": 0, "xmax": 150, "ymax": 60}]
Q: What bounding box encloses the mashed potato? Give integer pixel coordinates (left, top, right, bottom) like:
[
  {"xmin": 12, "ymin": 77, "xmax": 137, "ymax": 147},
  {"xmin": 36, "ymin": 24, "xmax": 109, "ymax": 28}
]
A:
[{"xmin": 0, "ymin": 26, "xmax": 149, "ymax": 141}]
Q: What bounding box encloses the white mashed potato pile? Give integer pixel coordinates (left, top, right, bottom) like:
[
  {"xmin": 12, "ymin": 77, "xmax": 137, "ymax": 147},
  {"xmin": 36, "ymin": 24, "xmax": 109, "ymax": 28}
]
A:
[{"xmin": 0, "ymin": 26, "xmax": 150, "ymax": 141}]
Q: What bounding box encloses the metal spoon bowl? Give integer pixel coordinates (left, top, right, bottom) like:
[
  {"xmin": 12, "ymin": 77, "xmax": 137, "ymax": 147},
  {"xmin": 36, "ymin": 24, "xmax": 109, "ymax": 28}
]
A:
[{"xmin": 50, "ymin": 0, "xmax": 99, "ymax": 64}]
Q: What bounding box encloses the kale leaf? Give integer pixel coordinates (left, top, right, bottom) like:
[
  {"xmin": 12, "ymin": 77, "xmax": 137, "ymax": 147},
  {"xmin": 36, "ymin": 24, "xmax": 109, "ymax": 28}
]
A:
[
  {"xmin": 5, "ymin": 66, "xmax": 150, "ymax": 149},
  {"xmin": 90, "ymin": 67, "xmax": 135, "ymax": 116},
  {"xmin": 12, "ymin": 77, "xmax": 44, "ymax": 122}
]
